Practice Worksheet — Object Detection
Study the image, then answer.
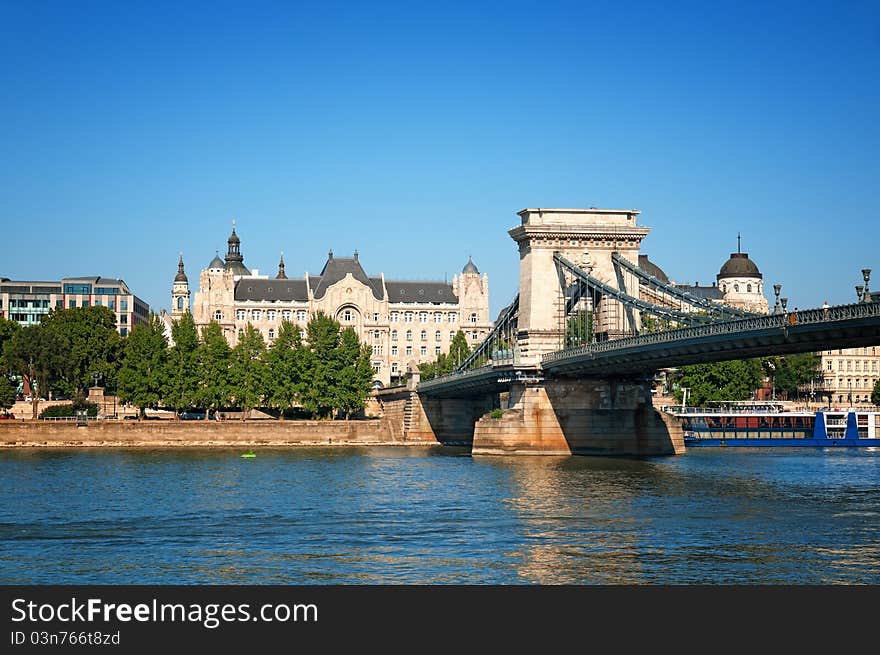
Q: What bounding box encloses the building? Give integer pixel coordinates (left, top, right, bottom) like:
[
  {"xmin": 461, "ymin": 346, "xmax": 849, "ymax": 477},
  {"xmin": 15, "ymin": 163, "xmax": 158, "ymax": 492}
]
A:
[
  {"xmin": 820, "ymin": 347, "xmax": 879, "ymax": 405},
  {"xmin": 639, "ymin": 236, "xmax": 770, "ymax": 316},
  {"xmin": 171, "ymin": 224, "xmax": 492, "ymax": 385},
  {"xmin": 0, "ymin": 276, "xmax": 149, "ymax": 336}
]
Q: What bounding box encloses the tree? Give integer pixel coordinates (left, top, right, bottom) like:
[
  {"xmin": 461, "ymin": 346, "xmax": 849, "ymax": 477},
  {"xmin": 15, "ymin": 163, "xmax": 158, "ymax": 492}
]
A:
[
  {"xmin": 229, "ymin": 324, "xmax": 267, "ymax": 420},
  {"xmin": 3, "ymin": 325, "xmax": 66, "ymax": 418},
  {"xmin": 196, "ymin": 321, "xmax": 231, "ymax": 419},
  {"xmin": 264, "ymin": 321, "xmax": 309, "ymax": 419},
  {"xmin": 764, "ymin": 353, "xmax": 821, "ymax": 400},
  {"xmin": 0, "ymin": 376, "xmax": 15, "ymax": 411},
  {"xmin": 300, "ymin": 312, "xmax": 341, "ymax": 419},
  {"xmin": 117, "ymin": 315, "xmax": 168, "ymax": 418},
  {"xmin": 673, "ymin": 358, "xmax": 764, "ymax": 407},
  {"xmin": 43, "ymin": 306, "xmax": 121, "ymax": 397},
  {"xmin": 334, "ymin": 327, "xmax": 374, "ymax": 419},
  {"xmin": 447, "ymin": 330, "xmax": 471, "ymax": 370},
  {"xmin": 164, "ymin": 312, "xmax": 200, "ymax": 418},
  {"xmin": 0, "ymin": 317, "xmax": 21, "ymax": 411},
  {"xmin": 566, "ymin": 310, "xmax": 593, "ymax": 346},
  {"xmin": 872, "ymin": 379, "xmax": 880, "ymax": 407}
]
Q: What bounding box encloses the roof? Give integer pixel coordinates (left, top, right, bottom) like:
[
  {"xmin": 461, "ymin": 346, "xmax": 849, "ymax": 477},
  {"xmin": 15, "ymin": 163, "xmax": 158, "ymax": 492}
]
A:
[
  {"xmin": 637, "ymin": 255, "xmax": 670, "ymax": 284},
  {"xmin": 385, "ymin": 281, "xmax": 458, "ymax": 304},
  {"xmin": 310, "ymin": 256, "xmax": 384, "ymax": 300},
  {"xmin": 208, "ymin": 255, "xmax": 225, "ymax": 269},
  {"xmin": 718, "ymin": 253, "xmax": 762, "ymax": 279},
  {"xmin": 462, "ymin": 256, "xmax": 479, "ymax": 274},
  {"xmin": 674, "ymin": 284, "xmax": 724, "ymax": 300},
  {"xmin": 225, "ymin": 260, "xmax": 251, "ymax": 276},
  {"xmin": 235, "ymin": 279, "xmax": 309, "ymax": 302}
]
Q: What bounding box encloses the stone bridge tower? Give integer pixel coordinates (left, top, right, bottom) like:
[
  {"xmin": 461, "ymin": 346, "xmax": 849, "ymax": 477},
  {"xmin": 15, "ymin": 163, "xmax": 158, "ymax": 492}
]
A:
[{"xmin": 509, "ymin": 208, "xmax": 649, "ymax": 365}]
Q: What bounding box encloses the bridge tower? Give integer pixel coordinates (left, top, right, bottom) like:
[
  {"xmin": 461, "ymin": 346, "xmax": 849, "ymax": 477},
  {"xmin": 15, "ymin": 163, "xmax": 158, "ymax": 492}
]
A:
[{"xmin": 509, "ymin": 208, "xmax": 649, "ymax": 364}]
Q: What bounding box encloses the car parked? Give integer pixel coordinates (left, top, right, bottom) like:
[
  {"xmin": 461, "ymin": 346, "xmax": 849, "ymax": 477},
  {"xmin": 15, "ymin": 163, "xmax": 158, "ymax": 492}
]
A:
[
  {"xmin": 0, "ymin": 412, "xmax": 15, "ymax": 420},
  {"xmin": 178, "ymin": 410, "xmax": 216, "ymax": 420}
]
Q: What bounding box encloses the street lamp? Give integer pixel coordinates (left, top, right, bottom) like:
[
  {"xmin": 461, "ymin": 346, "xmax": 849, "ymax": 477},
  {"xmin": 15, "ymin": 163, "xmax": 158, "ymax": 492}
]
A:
[
  {"xmin": 780, "ymin": 297, "xmax": 788, "ymax": 313},
  {"xmin": 773, "ymin": 284, "xmax": 782, "ymax": 314},
  {"xmin": 862, "ymin": 269, "xmax": 872, "ymax": 302},
  {"xmin": 856, "ymin": 285, "xmax": 864, "ymax": 303}
]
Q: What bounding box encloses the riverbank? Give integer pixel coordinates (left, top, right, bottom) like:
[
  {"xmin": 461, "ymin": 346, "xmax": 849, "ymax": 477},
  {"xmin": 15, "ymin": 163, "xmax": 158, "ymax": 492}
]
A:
[{"xmin": 0, "ymin": 418, "xmax": 437, "ymax": 448}]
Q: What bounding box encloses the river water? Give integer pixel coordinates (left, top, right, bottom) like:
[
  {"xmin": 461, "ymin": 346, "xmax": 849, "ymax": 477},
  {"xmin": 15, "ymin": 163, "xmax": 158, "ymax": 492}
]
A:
[{"xmin": 1, "ymin": 447, "xmax": 878, "ymax": 584}]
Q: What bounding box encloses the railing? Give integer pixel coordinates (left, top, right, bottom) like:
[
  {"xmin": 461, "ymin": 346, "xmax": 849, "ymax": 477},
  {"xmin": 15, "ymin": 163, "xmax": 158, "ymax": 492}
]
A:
[
  {"xmin": 455, "ymin": 294, "xmax": 519, "ymax": 372},
  {"xmin": 543, "ymin": 301, "xmax": 880, "ymax": 364}
]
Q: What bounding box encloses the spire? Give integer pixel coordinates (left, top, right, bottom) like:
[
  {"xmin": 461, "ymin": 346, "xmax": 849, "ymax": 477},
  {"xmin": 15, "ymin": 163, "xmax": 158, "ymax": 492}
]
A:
[
  {"xmin": 224, "ymin": 219, "xmax": 249, "ymax": 275},
  {"xmin": 175, "ymin": 252, "xmax": 188, "ymax": 283},
  {"xmin": 277, "ymin": 252, "xmax": 288, "ymax": 279},
  {"xmin": 462, "ymin": 255, "xmax": 479, "ymax": 274},
  {"xmin": 737, "ymin": 231, "xmax": 741, "ymax": 254},
  {"xmin": 328, "ymin": 249, "xmax": 333, "ymax": 261},
  {"xmin": 353, "ymin": 249, "xmax": 358, "ymax": 262}
]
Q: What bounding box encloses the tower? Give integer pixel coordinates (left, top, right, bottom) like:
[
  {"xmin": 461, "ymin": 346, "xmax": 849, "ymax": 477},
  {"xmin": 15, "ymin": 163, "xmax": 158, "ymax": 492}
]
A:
[
  {"xmin": 452, "ymin": 256, "xmax": 490, "ymax": 335},
  {"xmin": 171, "ymin": 253, "xmax": 190, "ymax": 318},
  {"xmin": 224, "ymin": 219, "xmax": 251, "ymax": 277},
  {"xmin": 716, "ymin": 235, "xmax": 769, "ymax": 314},
  {"xmin": 276, "ymin": 252, "xmax": 288, "ymax": 279}
]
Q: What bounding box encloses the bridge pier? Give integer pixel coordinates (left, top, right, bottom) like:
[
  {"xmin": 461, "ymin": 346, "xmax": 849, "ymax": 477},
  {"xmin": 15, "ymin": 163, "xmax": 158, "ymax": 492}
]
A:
[{"xmin": 471, "ymin": 378, "xmax": 684, "ymax": 456}]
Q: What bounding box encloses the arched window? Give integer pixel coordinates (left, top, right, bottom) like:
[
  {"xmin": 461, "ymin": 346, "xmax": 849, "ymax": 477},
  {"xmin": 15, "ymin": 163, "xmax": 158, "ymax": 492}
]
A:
[
  {"xmin": 268, "ymin": 329, "xmax": 274, "ymax": 341},
  {"xmin": 391, "ymin": 330, "xmax": 398, "ymax": 341},
  {"xmin": 343, "ymin": 310, "xmax": 352, "ymax": 322},
  {"xmin": 435, "ymin": 331, "xmax": 441, "ymax": 342},
  {"xmin": 420, "ymin": 330, "xmax": 427, "ymax": 341},
  {"xmin": 214, "ymin": 310, "xmax": 224, "ymax": 321},
  {"xmin": 734, "ymin": 284, "xmax": 740, "ymax": 292},
  {"xmin": 177, "ymin": 297, "xmax": 184, "ymax": 310},
  {"xmin": 721, "ymin": 284, "xmax": 727, "ymax": 293},
  {"xmin": 469, "ymin": 313, "xmax": 478, "ymax": 324},
  {"xmin": 747, "ymin": 284, "xmax": 752, "ymax": 293},
  {"xmin": 406, "ymin": 330, "xmax": 412, "ymax": 341}
]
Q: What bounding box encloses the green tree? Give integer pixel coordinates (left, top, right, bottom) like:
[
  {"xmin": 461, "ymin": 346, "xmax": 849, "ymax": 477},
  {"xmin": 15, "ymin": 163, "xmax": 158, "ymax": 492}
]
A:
[
  {"xmin": 764, "ymin": 353, "xmax": 820, "ymax": 400},
  {"xmin": 673, "ymin": 358, "xmax": 764, "ymax": 407},
  {"xmin": 566, "ymin": 310, "xmax": 593, "ymax": 346},
  {"xmin": 0, "ymin": 317, "xmax": 21, "ymax": 411},
  {"xmin": 117, "ymin": 315, "xmax": 168, "ymax": 418},
  {"xmin": 229, "ymin": 324, "xmax": 268, "ymax": 420},
  {"xmin": 196, "ymin": 321, "xmax": 231, "ymax": 419},
  {"xmin": 0, "ymin": 317, "xmax": 21, "ymax": 367},
  {"xmin": 3, "ymin": 325, "xmax": 66, "ymax": 419},
  {"xmin": 43, "ymin": 306, "xmax": 121, "ymax": 396},
  {"xmin": 264, "ymin": 321, "xmax": 309, "ymax": 419},
  {"xmin": 164, "ymin": 312, "xmax": 200, "ymax": 418},
  {"xmin": 334, "ymin": 327, "xmax": 374, "ymax": 419},
  {"xmin": 300, "ymin": 312, "xmax": 341, "ymax": 419},
  {"xmin": 447, "ymin": 330, "xmax": 471, "ymax": 370},
  {"xmin": 872, "ymin": 379, "xmax": 880, "ymax": 407},
  {"xmin": 0, "ymin": 376, "xmax": 15, "ymax": 411}
]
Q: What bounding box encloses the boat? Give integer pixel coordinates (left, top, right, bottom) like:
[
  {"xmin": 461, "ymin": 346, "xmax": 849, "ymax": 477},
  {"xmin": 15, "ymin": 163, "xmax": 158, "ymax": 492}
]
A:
[{"xmin": 667, "ymin": 401, "xmax": 880, "ymax": 447}]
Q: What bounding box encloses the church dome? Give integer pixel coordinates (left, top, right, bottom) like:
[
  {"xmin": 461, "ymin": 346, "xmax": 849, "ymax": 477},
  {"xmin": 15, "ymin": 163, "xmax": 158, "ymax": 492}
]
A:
[
  {"xmin": 718, "ymin": 253, "xmax": 762, "ymax": 280},
  {"xmin": 208, "ymin": 254, "xmax": 225, "ymax": 269},
  {"xmin": 462, "ymin": 256, "xmax": 479, "ymax": 274},
  {"xmin": 228, "ymin": 227, "xmax": 240, "ymax": 245},
  {"xmin": 174, "ymin": 255, "xmax": 188, "ymax": 283}
]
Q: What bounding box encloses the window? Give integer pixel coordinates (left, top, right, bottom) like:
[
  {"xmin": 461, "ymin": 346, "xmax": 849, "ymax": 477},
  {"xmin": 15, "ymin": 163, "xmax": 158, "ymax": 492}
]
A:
[
  {"xmin": 120, "ymin": 315, "xmax": 128, "ymax": 324},
  {"xmin": 282, "ymin": 310, "xmax": 291, "ymax": 321},
  {"xmin": 450, "ymin": 331, "xmax": 455, "ymax": 341},
  {"xmin": 121, "ymin": 300, "xmax": 128, "ymax": 311},
  {"xmin": 268, "ymin": 329, "xmax": 275, "ymax": 341},
  {"xmin": 419, "ymin": 330, "xmax": 426, "ymax": 341},
  {"xmin": 343, "ymin": 310, "xmax": 352, "ymax": 322},
  {"xmin": 69, "ymin": 300, "xmax": 76, "ymax": 308},
  {"xmin": 82, "ymin": 300, "xmax": 89, "ymax": 307},
  {"xmin": 855, "ymin": 361, "xmax": 861, "ymax": 372},
  {"xmin": 297, "ymin": 310, "xmax": 306, "ymax": 322},
  {"xmin": 120, "ymin": 328, "xmax": 127, "ymax": 337},
  {"xmin": 391, "ymin": 363, "xmax": 398, "ymax": 374},
  {"xmin": 56, "ymin": 300, "xmax": 63, "ymax": 309},
  {"xmin": 214, "ymin": 311, "xmax": 223, "ymax": 321},
  {"xmin": 267, "ymin": 310, "xmax": 276, "ymax": 321},
  {"xmin": 406, "ymin": 330, "xmax": 412, "ymax": 341},
  {"xmin": 372, "ymin": 345, "xmax": 382, "ymax": 356},
  {"xmin": 299, "ymin": 329, "xmax": 305, "ymax": 339},
  {"xmin": 734, "ymin": 284, "xmax": 739, "ymax": 292},
  {"xmin": 435, "ymin": 346, "xmax": 441, "ymax": 355},
  {"xmin": 390, "ymin": 312, "xmax": 399, "ymax": 323},
  {"xmin": 469, "ymin": 313, "xmax": 478, "ymax": 324},
  {"xmin": 237, "ymin": 310, "xmax": 246, "ymax": 321},
  {"xmin": 747, "ymin": 284, "xmax": 752, "ymax": 293},
  {"xmin": 373, "ymin": 312, "xmax": 379, "ymax": 322},
  {"xmin": 847, "ymin": 360, "xmax": 852, "ymax": 371},
  {"xmin": 434, "ymin": 312, "xmax": 443, "ymax": 322},
  {"xmin": 405, "ymin": 346, "xmax": 412, "ymax": 356},
  {"xmin": 391, "ymin": 346, "xmax": 398, "ymax": 356},
  {"xmin": 420, "ymin": 346, "xmax": 427, "ymax": 356},
  {"xmin": 251, "ymin": 310, "xmax": 261, "ymax": 321},
  {"xmin": 373, "ymin": 362, "xmax": 381, "ymax": 373},
  {"xmin": 435, "ymin": 330, "xmax": 442, "ymax": 342},
  {"xmin": 472, "ymin": 331, "xmax": 478, "ymax": 340},
  {"xmin": 374, "ymin": 330, "xmax": 381, "ymax": 341},
  {"xmin": 177, "ymin": 297, "xmax": 184, "ymax": 310},
  {"xmin": 448, "ymin": 312, "xmax": 457, "ymax": 323},
  {"xmin": 419, "ymin": 312, "xmax": 428, "ymax": 323},
  {"xmin": 827, "ymin": 362, "xmax": 833, "ymax": 371},
  {"xmin": 108, "ymin": 299, "xmax": 115, "ymax": 310},
  {"xmin": 405, "ymin": 312, "xmax": 413, "ymax": 323},
  {"xmin": 391, "ymin": 330, "xmax": 398, "ymax": 341}
]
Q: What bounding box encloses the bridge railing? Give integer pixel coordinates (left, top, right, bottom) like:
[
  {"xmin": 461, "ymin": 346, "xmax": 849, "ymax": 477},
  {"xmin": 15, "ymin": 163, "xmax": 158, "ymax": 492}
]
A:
[{"xmin": 542, "ymin": 301, "xmax": 880, "ymax": 364}]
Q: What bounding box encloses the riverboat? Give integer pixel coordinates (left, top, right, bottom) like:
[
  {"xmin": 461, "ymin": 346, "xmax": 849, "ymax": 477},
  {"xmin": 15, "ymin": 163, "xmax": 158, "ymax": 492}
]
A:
[{"xmin": 669, "ymin": 402, "xmax": 880, "ymax": 447}]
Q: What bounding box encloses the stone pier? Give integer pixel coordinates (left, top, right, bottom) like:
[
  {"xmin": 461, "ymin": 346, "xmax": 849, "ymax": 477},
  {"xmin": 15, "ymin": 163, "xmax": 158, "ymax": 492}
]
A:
[{"xmin": 471, "ymin": 379, "xmax": 684, "ymax": 456}]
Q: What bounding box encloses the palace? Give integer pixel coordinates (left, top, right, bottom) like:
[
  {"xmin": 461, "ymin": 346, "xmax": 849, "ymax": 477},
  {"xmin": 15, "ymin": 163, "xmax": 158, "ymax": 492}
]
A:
[{"xmin": 169, "ymin": 224, "xmax": 492, "ymax": 385}]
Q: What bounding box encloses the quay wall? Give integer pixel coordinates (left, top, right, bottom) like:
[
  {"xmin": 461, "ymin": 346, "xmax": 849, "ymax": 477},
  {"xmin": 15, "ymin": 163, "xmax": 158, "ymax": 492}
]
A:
[{"xmin": 0, "ymin": 418, "xmax": 440, "ymax": 448}]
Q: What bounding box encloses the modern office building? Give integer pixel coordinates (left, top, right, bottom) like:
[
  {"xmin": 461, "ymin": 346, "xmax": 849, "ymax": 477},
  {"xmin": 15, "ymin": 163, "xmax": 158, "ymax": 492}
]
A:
[{"xmin": 0, "ymin": 276, "xmax": 149, "ymax": 336}]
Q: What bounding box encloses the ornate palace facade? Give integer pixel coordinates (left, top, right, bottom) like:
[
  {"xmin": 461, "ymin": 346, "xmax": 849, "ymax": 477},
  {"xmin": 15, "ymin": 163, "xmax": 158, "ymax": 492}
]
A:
[{"xmin": 170, "ymin": 225, "xmax": 491, "ymax": 385}]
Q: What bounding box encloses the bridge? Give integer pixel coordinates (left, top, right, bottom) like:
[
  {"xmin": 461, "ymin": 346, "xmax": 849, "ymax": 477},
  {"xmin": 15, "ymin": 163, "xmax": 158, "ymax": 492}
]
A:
[{"xmin": 380, "ymin": 208, "xmax": 880, "ymax": 457}]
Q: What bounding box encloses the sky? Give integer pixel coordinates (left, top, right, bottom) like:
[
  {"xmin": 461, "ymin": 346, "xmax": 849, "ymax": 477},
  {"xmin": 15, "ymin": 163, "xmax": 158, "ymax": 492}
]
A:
[{"xmin": 1, "ymin": 0, "xmax": 878, "ymax": 318}]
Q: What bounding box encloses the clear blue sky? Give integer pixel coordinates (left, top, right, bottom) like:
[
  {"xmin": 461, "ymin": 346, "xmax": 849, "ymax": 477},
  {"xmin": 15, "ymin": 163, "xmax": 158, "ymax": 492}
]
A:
[{"xmin": 1, "ymin": 0, "xmax": 878, "ymax": 317}]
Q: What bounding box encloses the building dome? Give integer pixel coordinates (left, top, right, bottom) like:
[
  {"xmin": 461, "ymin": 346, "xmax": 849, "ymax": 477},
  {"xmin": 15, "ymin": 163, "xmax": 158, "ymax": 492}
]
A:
[
  {"xmin": 174, "ymin": 255, "xmax": 188, "ymax": 282},
  {"xmin": 637, "ymin": 255, "xmax": 669, "ymax": 284},
  {"xmin": 208, "ymin": 254, "xmax": 225, "ymax": 269},
  {"xmin": 462, "ymin": 256, "xmax": 479, "ymax": 274},
  {"xmin": 718, "ymin": 253, "xmax": 762, "ymax": 280},
  {"xmin": 228, "ymin": 226, "xmax": 240, "ymax": 245}
]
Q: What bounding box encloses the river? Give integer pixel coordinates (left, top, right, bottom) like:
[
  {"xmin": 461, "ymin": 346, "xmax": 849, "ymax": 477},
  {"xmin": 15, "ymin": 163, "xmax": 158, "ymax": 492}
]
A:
[{"xmin": 1, "ymin": 447, "xmax": 878, "ymax": 584}]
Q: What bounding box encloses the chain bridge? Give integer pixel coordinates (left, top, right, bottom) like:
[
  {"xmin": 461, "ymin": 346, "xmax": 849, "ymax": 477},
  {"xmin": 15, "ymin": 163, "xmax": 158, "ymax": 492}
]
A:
[{"xmin": 379, "ymin": 208, "xmax": 880, "ymax": 457}]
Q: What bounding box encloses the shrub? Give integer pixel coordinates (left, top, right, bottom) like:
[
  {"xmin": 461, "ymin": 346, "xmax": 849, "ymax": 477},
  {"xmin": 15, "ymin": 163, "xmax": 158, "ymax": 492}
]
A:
[
  {"xmin": 490, "ymin": 408, "xmax": 504, "ymax": 419},
  {"xmin": 40, "ymin": 403, "xmax": 98, "ymax": 418}
]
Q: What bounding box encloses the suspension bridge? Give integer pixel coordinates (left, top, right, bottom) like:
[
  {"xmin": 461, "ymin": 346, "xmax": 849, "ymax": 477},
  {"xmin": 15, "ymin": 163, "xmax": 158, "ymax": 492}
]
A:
[{"xmin": 379, "ymin": 208, "xmax": 880, "ymax": 456}]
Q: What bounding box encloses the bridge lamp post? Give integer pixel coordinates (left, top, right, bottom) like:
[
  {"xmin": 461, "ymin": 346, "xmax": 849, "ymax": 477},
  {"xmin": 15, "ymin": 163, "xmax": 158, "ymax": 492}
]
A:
[
  {"xmin": 780, "ymin": 297, "xmax": 788, "ymax": 314},
  {"xmin": 773, "ymin": 284, "xmax": 782, "ymax": 314},
  {"xmin": 861, "ymin": 269, "xmax": 872, "ymax": 302},
  {"xmin": 856, "ymin": 286, "xmax": 864, "ymax": 303}
]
